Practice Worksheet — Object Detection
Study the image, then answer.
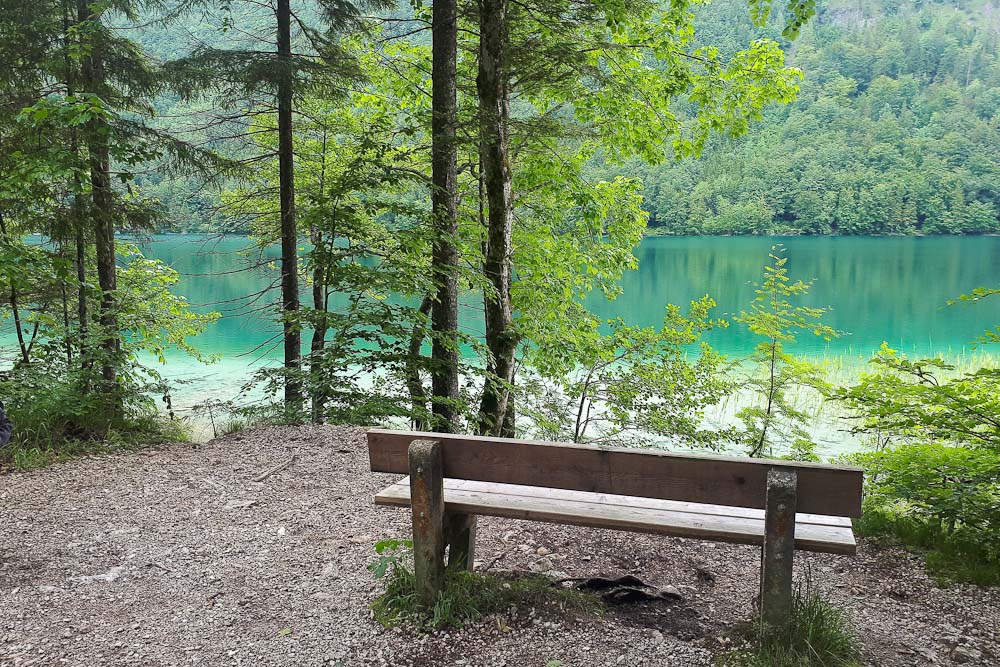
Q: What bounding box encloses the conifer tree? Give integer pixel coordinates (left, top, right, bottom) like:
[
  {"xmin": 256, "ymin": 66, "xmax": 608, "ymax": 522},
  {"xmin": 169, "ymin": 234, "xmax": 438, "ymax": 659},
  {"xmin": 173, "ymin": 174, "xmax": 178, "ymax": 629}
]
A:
[{"xmin": 168, "ymin": 0, "xmax": 387, "ymax": 417}]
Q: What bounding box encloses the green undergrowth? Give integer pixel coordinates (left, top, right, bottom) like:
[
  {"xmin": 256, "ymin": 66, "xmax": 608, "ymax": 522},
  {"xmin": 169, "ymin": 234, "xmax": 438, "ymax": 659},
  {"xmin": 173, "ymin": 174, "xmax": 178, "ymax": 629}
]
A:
[
  {"xmin": 0, "ymin": 412, "xmax": 188, "ymax": 472},
  {"xmin": 369, "ymin": 539, "xmax": 602, "ymax": 630},
  {"xmin": 855, "ymin": 510, "xmax": 1000, "ymax": 587},
  {"xmin": 192, "ymin": 400, "xmax": 306, "ymax": 439},
  {"xmin": 847, "ymin": 443, "xmax": 1000, "ymax": 587},
  {"xmin": 720, "ymin": 584, "xmax": 862, "ymax": 667}
]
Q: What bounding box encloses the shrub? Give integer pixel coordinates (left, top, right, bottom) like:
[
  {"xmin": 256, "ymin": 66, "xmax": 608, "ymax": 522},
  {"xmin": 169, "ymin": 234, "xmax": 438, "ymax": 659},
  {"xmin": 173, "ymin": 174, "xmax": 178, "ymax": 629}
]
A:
[
  {"xmin": 722, "ymin": 584, "xmax": 861, "ymax": 667},
  {"xmin": 0, "ymin": 360, "xmax": 188, "ymax": 470},
  {"xmin": 835, "ymin": 344, "xmax": 1000, "ymax": 586},
  {"xmin": 851, "ymin": 443, "xmax": 1000, "ymax": 586}
]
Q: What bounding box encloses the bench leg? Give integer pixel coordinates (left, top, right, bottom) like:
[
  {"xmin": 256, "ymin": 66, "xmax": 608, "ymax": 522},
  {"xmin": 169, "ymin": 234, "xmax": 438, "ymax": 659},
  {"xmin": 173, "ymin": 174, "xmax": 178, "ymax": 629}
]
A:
[
  {"xmin": 760, "ymin": 469, "xmax": 798, "ymax": 629},
  {"xmin": 409, "ymin": 439, "xmax": 445, "ymax": 606},
  {"xmin": 446, "ymin": 513, "xmax": 477, "ymax": 571}
]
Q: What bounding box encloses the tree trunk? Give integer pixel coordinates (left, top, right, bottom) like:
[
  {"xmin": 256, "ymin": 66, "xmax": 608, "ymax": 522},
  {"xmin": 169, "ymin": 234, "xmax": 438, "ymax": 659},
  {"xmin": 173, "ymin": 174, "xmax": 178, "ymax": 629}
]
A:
[
  {"xmin": 405, "ymin": 297, "xmax": 434, "ymax": 431},
  {"xmin": 309, "ymin": 229, "xmax": 327, "ymax": 424},
  {"xmin": 90, "ymin": 137, "xmax": 118, "ymax": 396},
  {"xmin": 79, "ymin": 3, "xmax": 119, "ymax": 406},
  {"xmin": 75, "ymin": 218, "xmax": 90, "ymax": 377},
  {"xmin": 430, "ymin": 0, "xmax": 461, "ymax": 433},
  {"xmin": 66, "ymin": 0, "xmax": 90, "ymax": 380},
  {"xmin": 276, "ymin": 0, "xmax": 302, "ymax": 415},
  {"xmin": 0, "ymin": 213, "xmax": 29, "ymax": 365},
  {"xmin": 476, "ymin": 0, "xmax": 517, "ymax": 438}
]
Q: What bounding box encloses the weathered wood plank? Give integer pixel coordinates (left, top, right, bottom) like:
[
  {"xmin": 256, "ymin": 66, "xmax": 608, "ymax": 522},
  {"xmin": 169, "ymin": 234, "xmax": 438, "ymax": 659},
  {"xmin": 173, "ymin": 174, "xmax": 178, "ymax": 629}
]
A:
[
  {"xmin": 382, "ymin": 477, "xmax": 854, "ymax": 529},
  {"xmin": 426, "ymin": 477, "xmax": 854, "ymax": 528},
  {"xmin": 375, "ymin": 477, "xmax": 856, "ymax": 555},
  {"xmin": 408, "ymin": 439, "xmax": 445, "ymax": 605},
  {"xmin": 368, "ymin": 429, "xmax": 863, "ymax": 516},
  {"xmin": 760, "ymin": 470, "xmax": 798, "ymax": 627}
]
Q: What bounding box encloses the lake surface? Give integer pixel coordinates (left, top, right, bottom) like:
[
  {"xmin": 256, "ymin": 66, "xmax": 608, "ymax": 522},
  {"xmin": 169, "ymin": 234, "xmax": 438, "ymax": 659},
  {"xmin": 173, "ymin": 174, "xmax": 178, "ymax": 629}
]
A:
[
  {"xmin": 5, "ymin": 234, "xmax": 1000, "ymax": 437},
  {"xmin": 595, "ymin": 235, "xmax": 1000, "ymax": 357}
]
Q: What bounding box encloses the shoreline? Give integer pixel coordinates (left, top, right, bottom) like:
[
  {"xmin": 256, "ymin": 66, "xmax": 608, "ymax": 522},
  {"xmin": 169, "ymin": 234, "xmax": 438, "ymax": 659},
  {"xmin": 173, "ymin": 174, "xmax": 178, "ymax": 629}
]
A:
[{"xmin": 153, "ymin": 348, "xmax": 999, "ymax": 450}]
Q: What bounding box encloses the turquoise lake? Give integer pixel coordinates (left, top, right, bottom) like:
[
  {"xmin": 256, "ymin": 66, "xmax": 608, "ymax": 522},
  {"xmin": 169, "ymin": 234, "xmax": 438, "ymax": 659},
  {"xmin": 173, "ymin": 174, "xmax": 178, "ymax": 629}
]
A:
[
  {"xmin": 143, "ymin": 234, "xmax": 1000, "ymax": 358},
  {"xmin": 4, "ymin": 234, "xmax": 1000, "ymax": 438}
]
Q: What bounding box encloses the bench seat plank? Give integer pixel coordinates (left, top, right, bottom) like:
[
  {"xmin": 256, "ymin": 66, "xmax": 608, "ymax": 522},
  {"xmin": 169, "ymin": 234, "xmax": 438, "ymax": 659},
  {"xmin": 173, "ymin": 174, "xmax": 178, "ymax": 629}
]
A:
[{"xmin": 376, "ymin": 477, "xmax": 856, "ymax": 555}]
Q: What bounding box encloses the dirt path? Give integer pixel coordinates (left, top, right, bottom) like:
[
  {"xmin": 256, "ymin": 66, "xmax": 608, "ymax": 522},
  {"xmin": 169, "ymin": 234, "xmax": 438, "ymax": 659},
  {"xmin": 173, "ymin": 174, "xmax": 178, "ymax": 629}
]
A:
[{"xmin": 1, "ymin": 426, "xmax": 997, "ymax": 666}]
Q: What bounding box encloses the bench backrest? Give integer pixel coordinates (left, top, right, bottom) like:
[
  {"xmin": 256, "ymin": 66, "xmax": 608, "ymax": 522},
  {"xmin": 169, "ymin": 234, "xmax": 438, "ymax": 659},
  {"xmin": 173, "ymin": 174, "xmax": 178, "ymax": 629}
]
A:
[{"xmin": 367, "ymin": 429, "xmax": 863, "ymax": 517}]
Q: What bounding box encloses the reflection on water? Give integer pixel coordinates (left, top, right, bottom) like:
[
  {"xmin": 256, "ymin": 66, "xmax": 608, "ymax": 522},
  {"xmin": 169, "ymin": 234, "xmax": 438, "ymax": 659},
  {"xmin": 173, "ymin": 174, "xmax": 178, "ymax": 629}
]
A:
[
  {"xmin": 592, "ymin": 236, "xmax": 1000, "ymax": 357},
  {"xmin": 147, "ymin": 234, "xmax": 1000, "ymax": 361}
]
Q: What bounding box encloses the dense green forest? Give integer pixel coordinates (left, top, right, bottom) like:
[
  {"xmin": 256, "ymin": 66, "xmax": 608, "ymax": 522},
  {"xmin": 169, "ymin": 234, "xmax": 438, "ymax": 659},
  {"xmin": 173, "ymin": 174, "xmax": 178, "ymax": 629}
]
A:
[
  {"xmin": 139, "ymin": 0, "xmax": 1000, "ymax": 235},
  {"xmin": 619, "ymin": 0, "xmax": 1000, "ymax": 235}
]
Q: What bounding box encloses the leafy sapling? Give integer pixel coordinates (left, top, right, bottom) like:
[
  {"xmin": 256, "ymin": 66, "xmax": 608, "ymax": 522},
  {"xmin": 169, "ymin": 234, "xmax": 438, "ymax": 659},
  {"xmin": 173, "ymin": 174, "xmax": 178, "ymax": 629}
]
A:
[{"xmin": 735, "ymin": 246, "xmax": 839, "ymax": 459}]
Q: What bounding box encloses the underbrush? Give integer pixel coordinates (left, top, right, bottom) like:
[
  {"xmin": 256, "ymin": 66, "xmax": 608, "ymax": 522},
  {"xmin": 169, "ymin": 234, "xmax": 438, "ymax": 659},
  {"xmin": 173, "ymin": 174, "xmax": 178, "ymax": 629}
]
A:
[
  {"xmin": 0, "ymin": 369, "xmax": 188, "ymax": 471},
  {"xmin": 191, "ymin": 399, "xmax": 304, "ymax": 439},
  {"xmin": 850, "ymin": 443, "xmax": 1000, "ymax": 587},
  {"xmin": 369, "ymin": 539, "xmax": 602, "ymax": 630},
  {"xmin": 1, "ymin": 415, "xmax": 187, "ymax": 471},
  {"xmin": 856, "ymin": 510, "xmax": 1000, "ymax": 587},
  {"xmin": 721, "ymin": 584, "xmax": 861, "ymax": 667}
]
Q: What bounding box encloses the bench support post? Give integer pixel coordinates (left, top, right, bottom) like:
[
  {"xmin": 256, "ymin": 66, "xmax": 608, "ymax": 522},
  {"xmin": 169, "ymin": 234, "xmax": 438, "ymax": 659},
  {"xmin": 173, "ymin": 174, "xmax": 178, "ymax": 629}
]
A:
[
  {"xmin": 409, "ymin": 439, "xmax": 445, "ymax": 606},
  {"xmin": 760, "ymin": 469, "xmax": 797, "ymax": 629},
  {"xmin": 446, "ymin": 513, "xmax": 477, "ymax": 571}
]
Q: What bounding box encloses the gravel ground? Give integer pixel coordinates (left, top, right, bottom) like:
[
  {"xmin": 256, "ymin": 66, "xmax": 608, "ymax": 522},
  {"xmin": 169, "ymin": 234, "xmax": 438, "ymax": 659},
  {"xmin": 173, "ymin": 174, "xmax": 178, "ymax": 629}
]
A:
[{"xmin": 1, "ymin": 425, "xmax": 997, "ymax": 667}]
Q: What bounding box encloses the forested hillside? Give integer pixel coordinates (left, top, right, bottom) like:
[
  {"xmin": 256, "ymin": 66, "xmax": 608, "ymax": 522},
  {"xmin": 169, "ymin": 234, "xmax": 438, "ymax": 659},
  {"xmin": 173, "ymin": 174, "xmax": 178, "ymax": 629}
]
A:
[
  {"xmin": 612, "ymin": 0, "xmax": 1000, "ymax": 235},
  {"xmin": 135, "ymin": 0, "xmax": 1000, "ymax": 235}
]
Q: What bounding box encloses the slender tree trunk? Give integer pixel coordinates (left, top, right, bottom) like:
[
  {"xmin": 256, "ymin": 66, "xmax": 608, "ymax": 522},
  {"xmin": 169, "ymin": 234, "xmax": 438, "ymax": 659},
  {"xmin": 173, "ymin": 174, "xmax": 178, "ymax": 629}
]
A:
[
  {"xmin": 310, "ymin": 229, "xmax": 327, "ymax": 423},
  {"xmin": 60, "ymin": 245, "xmax": 72, "ymax": 365},
  {"xmin": 476, "ymin": 0, "xmax": 517, "ymax": 437},
  {"xmin": 308, "ymin": 131, "xmax": 329, "ymax": 423},
  {"xmin": 430, "ymin": 0, "xmax": 461, "ymax": 432},
  {"xmin": 79, "ymin": 4, "xmax": 119, "ymax": 406},
  {"xmin": 276, "ymin": 0, "xmax": 302, "ymax": 415},
  {"xmin": 75, "ymin": 220, "xmax": 89, "ymax": 375},
  {"xmin": 90, "ymin": 137, "xmax": 118, "ymax": 395},
  {"xmin": 0, "ymin": 213, "xmax": 29, "ymax": 365},
  {"xmin": 406, "ymin": 297, "xmax": 434, "ymax": 431},
  {"xmin": 66, "ymin": 0, "xmax": 89, "ymax": 377}
]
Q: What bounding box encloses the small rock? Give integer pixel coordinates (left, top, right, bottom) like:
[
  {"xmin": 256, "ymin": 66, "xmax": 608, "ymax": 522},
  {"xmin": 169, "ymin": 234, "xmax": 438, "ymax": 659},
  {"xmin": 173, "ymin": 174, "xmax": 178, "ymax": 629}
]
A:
[
  {"xmin": 694, "ymin": 566, "xmax": 716, "ymax": 586},
  {"xmin": 941, "ymin": 622, "xmax": 960, "ymax": 636},
  {"xmin": 536, "ymin": 547, "xmax": 551, "ymax": 556},
  {"xmin": 310, "ymin": 592, "xmax": 335, "ymax": 601},
  {"xmin": 951, "ymin": 646, "xmax": 982, "ymax": 664},
  {"xmin": 74, "ymin": 565, "xmax": 124, "ymax": 584},
  {"xmin": 529, "ymin": 557, "xmax": 554, "ymax": 573}
]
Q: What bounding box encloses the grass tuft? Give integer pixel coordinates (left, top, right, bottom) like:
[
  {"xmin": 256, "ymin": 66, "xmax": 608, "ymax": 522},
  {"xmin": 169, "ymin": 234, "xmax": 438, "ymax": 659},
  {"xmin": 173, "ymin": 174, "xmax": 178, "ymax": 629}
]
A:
[
  {"xmin": 369, "ymin": 540, "xmax": 601, "ymax": 630},
  {"xmin": 721, "ymin": 583, "xmax": 862, "ymax": 667},
  {"xmin": 1, "ymin": 413, "xmax": 188, "ymax": 472}
]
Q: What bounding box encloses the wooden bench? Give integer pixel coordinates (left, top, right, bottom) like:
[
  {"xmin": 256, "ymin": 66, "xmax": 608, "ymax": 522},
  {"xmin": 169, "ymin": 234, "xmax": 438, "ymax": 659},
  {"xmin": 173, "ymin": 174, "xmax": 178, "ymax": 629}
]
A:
[{"xmin": 368, "ymin": 428, "xmax": 863, "ymax": 625}]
